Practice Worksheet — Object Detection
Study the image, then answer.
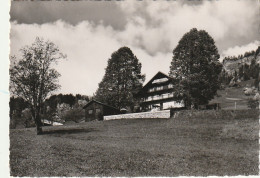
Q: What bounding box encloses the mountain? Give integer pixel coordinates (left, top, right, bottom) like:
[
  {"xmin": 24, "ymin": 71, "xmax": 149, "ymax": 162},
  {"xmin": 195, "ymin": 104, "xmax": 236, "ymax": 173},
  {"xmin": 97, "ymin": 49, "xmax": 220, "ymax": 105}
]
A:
[{"xmin": 222, "ymin": 46, "xmax": 260, "ymax": 74}]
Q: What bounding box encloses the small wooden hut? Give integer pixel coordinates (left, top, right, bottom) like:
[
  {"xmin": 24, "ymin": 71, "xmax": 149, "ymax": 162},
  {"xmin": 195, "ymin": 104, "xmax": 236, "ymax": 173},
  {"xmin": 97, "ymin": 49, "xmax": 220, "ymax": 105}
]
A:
[{"xmin": 83, "ymin": 100, "xmax": 120, "ymax": 122}]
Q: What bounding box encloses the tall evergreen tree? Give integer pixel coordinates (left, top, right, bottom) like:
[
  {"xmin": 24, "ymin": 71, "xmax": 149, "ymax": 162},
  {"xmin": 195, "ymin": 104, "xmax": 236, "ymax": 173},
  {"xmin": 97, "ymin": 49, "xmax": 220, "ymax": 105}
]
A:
[
  {"xmin": 169, "ymin": 28, "xmax": 222, "ymax": 108},
  {"xmin": 95, "ymin": 47, "xmax": 145, "ymax": 110}
]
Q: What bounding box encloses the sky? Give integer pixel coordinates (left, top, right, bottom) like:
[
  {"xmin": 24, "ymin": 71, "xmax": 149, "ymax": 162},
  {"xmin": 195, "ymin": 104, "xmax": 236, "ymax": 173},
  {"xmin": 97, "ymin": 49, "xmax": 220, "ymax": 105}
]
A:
[{"xmin": 10, "ymin": 0, "xmax": 260, "ymax": 96}]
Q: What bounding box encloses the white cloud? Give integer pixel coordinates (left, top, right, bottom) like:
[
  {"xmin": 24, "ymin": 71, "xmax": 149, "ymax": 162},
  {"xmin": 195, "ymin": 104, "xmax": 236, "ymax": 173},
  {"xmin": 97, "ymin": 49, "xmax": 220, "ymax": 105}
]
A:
[
  {"xmin": 116, "ymin": 0, "xmax": 258, "ymax": 54},
  {"xmin": 10, "ymin": 0, "xmax": 259, "ymax": 95},
  {"xmin": 10, "ymin": 20, "xmax": 122, "ymax": 95},
  {"xmin": 10, "ymin": 20, "xmax": 171, "ymax": 95},
  {"xmin": 221, "ymin": 41, "xmax": 260, "ymax": 59}
]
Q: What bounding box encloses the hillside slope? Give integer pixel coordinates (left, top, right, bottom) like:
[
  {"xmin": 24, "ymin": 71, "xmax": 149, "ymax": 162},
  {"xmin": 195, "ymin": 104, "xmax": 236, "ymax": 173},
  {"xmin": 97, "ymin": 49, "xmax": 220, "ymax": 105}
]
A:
[
  {"xmin": 210, "ymin": 79, "xmax": 256, "ymax": 110},
  {"xmin": 10, "ymin": 111, "xmax": 258, "ymax": 176}
]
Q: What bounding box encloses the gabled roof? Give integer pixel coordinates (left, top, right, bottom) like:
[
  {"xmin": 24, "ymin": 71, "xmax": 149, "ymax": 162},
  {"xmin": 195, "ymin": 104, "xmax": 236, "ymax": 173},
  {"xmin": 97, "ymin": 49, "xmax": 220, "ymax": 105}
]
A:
[
  {"xmin": 83, "ymin": 99, "xmax": 119, "ymax": 111},
  {"xmin": 142, "ymin": 71, "xmax": 172, "ymax": 89},
  {"xmin": 135, "ymin": 71, "xmax": 174, "ymax": 97}
]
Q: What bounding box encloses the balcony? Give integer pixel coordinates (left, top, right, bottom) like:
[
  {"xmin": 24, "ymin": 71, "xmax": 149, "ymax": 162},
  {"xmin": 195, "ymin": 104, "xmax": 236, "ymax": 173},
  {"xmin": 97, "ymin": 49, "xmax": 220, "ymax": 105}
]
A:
[
  {"xmin": 148, "ymin": 84, "xmax": 173, "ymax": 93},
  {"xmin": 142, "ymin": 93, "xmax": 174, "ymax": 102}
]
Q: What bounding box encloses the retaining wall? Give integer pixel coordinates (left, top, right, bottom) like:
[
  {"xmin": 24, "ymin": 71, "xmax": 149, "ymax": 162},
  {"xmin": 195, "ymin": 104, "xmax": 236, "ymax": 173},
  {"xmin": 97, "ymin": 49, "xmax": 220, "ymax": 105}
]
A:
[{"xmin": 104, "ymin": 110, "xmax": 170, "ymax": 121}]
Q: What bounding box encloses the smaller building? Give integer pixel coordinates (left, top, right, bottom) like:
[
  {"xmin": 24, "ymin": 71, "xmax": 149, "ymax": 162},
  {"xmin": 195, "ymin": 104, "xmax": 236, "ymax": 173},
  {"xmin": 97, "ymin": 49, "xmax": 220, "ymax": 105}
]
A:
[{"xmin": 83, "ymin": 100, "xmax": 120, "ymax": 122}]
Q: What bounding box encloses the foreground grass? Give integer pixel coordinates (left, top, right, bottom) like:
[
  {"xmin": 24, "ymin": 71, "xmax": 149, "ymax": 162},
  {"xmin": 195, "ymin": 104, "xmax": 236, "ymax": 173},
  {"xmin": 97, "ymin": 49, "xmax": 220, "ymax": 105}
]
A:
[{"xmin": 10, "ymin": 110, "xmax": 259, "ymax": 176}]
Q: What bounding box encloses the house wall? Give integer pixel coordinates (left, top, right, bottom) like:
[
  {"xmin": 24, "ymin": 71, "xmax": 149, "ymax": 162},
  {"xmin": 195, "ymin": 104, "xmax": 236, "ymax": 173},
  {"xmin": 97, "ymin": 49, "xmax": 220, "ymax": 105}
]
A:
[
  {"xmin": 85, "ymin": 103, "xmax": 104, "ymax": 122},
  {"xmin": 138, "ymin": 74, "xmax": 179, "ymax": 111},
  {"xmin": 103, "ymin": 106, "xmax": 120, "ymax": 116}
]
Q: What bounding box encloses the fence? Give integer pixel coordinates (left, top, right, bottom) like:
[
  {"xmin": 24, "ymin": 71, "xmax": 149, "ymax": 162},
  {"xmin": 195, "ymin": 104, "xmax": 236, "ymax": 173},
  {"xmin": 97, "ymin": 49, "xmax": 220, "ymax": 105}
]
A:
[{"xmin": 221, "ymin": 99, "xmax": 259, "ymax": 110}]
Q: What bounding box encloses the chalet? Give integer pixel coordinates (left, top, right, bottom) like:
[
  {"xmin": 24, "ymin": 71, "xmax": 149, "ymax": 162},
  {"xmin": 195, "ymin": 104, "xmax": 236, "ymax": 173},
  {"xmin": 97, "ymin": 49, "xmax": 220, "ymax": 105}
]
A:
[
  {"xmin": 83, "ymin": 100, "xmax": 120, "ymax": 122},
  {"xmin": 136, "ymin": 71, "xmax": 183, "ymax": 111}
]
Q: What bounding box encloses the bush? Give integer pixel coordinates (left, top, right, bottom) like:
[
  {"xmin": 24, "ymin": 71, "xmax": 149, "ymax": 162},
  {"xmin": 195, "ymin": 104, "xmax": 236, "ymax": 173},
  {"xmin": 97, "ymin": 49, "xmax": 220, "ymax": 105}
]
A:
[
  {"xmin": 248, "ymin": 99, "xmax": 259, "ymax": 109},
  {"xmin": 21, "ymin": 108, "xmax": 35, "ymax": 128},
  {"xmin": 63, "ymin": 107, "xmax": 85, "ymax": 123},
  {"xmin": 9, "ymin": 113, "xmax": 18, "ymax": 129}
]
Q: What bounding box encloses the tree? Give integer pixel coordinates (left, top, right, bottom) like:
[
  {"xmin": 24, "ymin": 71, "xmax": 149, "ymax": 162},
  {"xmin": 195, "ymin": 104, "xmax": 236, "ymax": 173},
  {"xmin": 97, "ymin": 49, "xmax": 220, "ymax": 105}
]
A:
[
  {"xmin": 62, "ymin": 103, "xmax": 85, "ymax": 123},
  {"xmin": 9, "ymin": 96, "xmax": 29, "ymax": 118},
  {"xmin": 9, "ymin": 97, "xmax": 29, "ymax": 129},
  {"xmin": 169, "ymin": 28, "xmax": 222, "ymax": 108},
  {"xmin": 10, "ymin": 37, "xmax": 66, "ymax": 134},
  {"xmin": 95, "ymin": 47, "xmax": 145, "ymax": 111}
]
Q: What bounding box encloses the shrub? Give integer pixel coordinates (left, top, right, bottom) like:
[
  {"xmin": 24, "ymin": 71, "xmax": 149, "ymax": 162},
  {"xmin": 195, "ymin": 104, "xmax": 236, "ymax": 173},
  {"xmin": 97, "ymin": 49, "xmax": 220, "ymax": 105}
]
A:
[
  {"xmin": 248, "ymin": 99, "xmax": 259, "ymax": 109},
  {"xmin": 63, "ymin": 107, "xmax": 85, "ymax": 123},
  {"xmin": 9, "ymin": 113, "xmax": 18, "ymax": 129},
  {"xmin": 21, "ymin": 108, "xmax": 35, "ymax": 128}
]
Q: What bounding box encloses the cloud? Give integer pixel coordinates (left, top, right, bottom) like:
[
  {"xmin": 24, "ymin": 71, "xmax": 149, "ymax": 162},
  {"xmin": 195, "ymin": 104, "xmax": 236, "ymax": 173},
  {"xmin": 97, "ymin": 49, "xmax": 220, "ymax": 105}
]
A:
[
  {"xmin": 10, "ymin": 0, "xmax": 259, "ymax": 95},
  {"xmin": 10, "ymin": 20, "xmax": 171, "ymax": 95},
  {"xmin": 221, "ymin": 41, "xmax": 260, "ymax": 59},
  {"xmin": 116, "ymin": 0, "xmax": 258, "ymax": 55},
  {"xmin": 10, "ymin": 20, "xmax": 121, "ymax": 95},
  {"xmin": 10, "ymin": 1, "xmax": 127, "ymax": 30}
]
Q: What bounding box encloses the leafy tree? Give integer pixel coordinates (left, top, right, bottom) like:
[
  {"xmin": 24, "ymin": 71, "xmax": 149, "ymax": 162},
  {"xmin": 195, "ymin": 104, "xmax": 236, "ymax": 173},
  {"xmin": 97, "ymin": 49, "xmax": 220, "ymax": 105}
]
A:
[
  {"xmin": 255, "ymin": 46, "xmax": 260, "ymax": 57},
  {"xmin": 248, "ymin": 98, "xmax": 259, "ymax": 109},
  {"xmin": 243, "ymin": 64, "xmax": 250, "ymax": 80},
  {"xmin": 61, "ymin": 94, "xmax": 76, "ymax": 107},
  {"xmin": 9, "ymin": 97, "xmax": 29, "ymax": 129},
  {"xmin": 62, "ymin": 103, "xmax": 85, "ymax": 123},
  {"xmin": 95, "ymin": 47, "xmax": 145, "ymax": 111},
  {"xmin": 169, "ymin": 28, "xmax": 222, "ymax": 108},
  {"xmin": 10, "ymin": 37, "xmax": 66, "ymax": 134},
  {"xmin": 9, "ymin": 97, "xmax": 29, "ymax": 118},
  {"xmin": 238, "ymin": 65, "xmax": 244, "ymax": 80},
  {"xmin": 45, "ymin": 94, "xmax": 59, "ymax": 110}
]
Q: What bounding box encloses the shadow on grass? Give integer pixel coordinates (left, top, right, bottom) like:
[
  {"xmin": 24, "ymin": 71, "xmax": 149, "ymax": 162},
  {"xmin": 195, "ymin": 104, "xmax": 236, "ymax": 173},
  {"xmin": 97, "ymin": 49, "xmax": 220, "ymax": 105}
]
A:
[{"xmin": 41, "ymin": 127, "xmax": 98, "ymax": 135}]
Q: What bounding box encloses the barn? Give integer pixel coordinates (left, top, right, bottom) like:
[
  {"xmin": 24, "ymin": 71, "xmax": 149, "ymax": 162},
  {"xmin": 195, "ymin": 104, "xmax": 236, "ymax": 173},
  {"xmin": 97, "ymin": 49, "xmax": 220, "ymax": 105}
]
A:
[{"xmin": 83, "ymin": 100, "xmax": 120, "ymax": 122}]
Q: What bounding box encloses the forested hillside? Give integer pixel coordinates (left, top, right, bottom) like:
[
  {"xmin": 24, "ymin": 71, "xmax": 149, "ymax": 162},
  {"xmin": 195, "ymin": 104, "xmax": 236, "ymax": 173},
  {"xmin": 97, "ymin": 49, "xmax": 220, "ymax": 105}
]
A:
[{"xmin": 220, "ymin": 46, "xmax": 260, "ymax": 87}]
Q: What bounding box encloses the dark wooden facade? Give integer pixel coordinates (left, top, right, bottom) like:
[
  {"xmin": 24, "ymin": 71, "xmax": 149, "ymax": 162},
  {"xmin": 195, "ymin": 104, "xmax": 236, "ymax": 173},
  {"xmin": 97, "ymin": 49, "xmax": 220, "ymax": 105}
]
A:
[
  {"xmin": 136, "ymin": 71, "xmax": 183, "ymax": 111},
  {"xmin": 83, "ymin": 100, "xmax": 120, "ymax": 122}
]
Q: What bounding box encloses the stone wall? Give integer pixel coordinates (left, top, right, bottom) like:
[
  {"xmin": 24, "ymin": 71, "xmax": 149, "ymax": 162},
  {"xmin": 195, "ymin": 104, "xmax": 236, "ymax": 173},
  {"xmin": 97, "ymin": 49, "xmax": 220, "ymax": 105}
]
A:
[{"xmin": 104, "ymin": 110, "xmax": 170, "ymax": 121}]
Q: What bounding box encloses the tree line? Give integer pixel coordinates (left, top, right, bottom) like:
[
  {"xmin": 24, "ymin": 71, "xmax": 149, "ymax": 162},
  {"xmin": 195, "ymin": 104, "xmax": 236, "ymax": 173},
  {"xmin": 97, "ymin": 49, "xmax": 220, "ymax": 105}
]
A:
[
  {"xmin": 10, "ymin": 93, "xmax": 91, "ymax": 129},
  {"xmin": 222, "ymin": 46, "xmax": 260, "ymax": 63}
]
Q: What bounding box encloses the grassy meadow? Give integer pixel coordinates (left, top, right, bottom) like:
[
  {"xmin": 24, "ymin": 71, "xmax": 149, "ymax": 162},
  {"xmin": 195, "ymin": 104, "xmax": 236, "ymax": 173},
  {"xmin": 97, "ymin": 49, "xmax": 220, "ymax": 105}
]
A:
[
  {"xmin": 10, "ymin": 110, "xmax": 259, "ymax": 176},
  {"xmin": 210, "ymin": 80, "xmax": 257, "ymax": 110}
]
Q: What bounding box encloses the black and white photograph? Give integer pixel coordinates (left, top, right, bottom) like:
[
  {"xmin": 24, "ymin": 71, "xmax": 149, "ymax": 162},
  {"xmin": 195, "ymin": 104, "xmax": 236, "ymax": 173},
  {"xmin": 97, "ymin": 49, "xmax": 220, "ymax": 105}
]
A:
[{"xmin": 4, "ymin": 0, "xmax": 260, "ymax": 176}]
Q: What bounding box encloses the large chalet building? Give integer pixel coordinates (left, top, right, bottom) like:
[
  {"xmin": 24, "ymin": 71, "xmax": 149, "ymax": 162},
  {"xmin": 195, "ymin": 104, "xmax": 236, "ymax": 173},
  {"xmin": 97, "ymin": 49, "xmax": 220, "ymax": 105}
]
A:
[{"xmin": 136, "ymin": 71, "xmax": 183, "ymax": 111}]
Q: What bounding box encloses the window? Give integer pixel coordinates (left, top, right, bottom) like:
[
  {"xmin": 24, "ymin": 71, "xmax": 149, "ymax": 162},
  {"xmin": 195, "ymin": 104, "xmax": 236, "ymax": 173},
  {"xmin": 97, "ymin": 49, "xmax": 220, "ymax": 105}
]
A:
[
  {"xmin": 96, "ymin": 108, "xmax": 101, "ymax": 113},
  {"xmin": 154, "ymin": 95, "xmax": 160, "ymax": 100},
  {"xmin": 148, "ymin": 96, "xmax": 153, "ymax": 101},
  {"xmin": 149, "ymin": 88, "xmax": 155, "ymax": 92},
  {"xmin": 168, "ymin": 93, "xmax": 174, "ymax": 97},
  {"xmin": 152, "ymin": 78, "xmax": 168, "ymax": 84},
  {"xmin": 88, "ymin": 109, "xmax": 93, "ymax": 114},
  {"xmin": 162, "ymin": 94, "xmax": 168, "ymax": 98},
  {"xmin": 156, "ymin": 86, "xmax": 163, "ymax": 91}
]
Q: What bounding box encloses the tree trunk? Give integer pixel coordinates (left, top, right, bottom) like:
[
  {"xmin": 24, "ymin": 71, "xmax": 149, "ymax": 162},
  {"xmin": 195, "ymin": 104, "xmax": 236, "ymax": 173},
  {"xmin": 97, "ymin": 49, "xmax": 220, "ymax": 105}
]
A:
[
  {"xmin": 36, "ymin": 111, "xmax": 43, "ymax": 135},
  {"xmin": 185, "ymin": 99, "xmax": 192, "ymax": 110},
  {"xmin": 32, "ymin": 107, "xmax": 43, "ymax": 135},
  {"xmin": 36, "ymin": 123, "xmax": 43, "ymax": 135}
]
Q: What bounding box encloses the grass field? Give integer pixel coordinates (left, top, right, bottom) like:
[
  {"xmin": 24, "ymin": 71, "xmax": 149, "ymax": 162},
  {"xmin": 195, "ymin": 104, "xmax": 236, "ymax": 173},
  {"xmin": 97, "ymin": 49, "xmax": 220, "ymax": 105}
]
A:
[{"xmin": 10, "ymin": 110, "xmax": 259, "ymax": 176}]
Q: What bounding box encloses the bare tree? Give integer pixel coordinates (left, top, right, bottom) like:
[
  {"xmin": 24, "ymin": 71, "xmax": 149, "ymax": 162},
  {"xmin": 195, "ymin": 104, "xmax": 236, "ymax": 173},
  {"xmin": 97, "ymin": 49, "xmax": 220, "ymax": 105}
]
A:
[{"xmin": 10, "ymin": 37, "xmax": 66, "ymax": 134}]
